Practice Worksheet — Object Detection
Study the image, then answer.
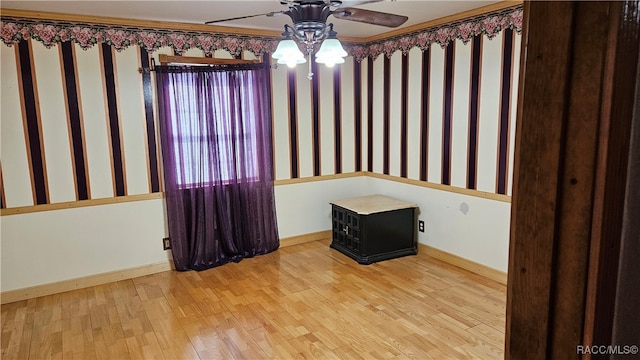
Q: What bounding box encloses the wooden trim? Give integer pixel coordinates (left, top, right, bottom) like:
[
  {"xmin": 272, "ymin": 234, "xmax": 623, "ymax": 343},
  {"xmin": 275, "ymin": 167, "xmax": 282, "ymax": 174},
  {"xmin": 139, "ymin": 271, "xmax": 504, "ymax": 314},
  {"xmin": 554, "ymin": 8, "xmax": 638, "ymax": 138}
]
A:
[
  {"xmin": 0, "ymin": 261, "xmax": 174, "ymax": 304},
  {"xmin": 0, "ymin": 175, "xmax": 363, "ymax": 215},
  {"xmin": 583, "ymin": 0, "xmax": 640, "ymax": 351},
  {"xmin": 2, "ymin": 2, "xmax": 520, "ymax": 45},
  {"xmin": 158, "ymin": 54, "xmax": 261, "ymax": 66},
  {"xmin": 419, "ymin": 244, "xmax": 507, "ymax": 285},
  {"xmin": 0, "ymin": 8, "xmax": 282, "ymax": 38},
  {"xmin": 273, "ymin": 171, "xmax": 365, "ymax": 186},
  {"xmin": 280, "ymin": 230, "xmax": 332, "ymax": 248},
  {"xmin": 363, "ymin": 172, "xmax": 512, "ymax": 203},
  {"xmin": 506, "ymin": 4, "xmax": 582, "ymax": 356},
  {"xmin": 1, "ymin": 171, "xmax": 509, "ymax": 215},
  {"xmin": 0, "ymin": 193, "xmax": 164, "ymax": 216},
  {"xmin": 350, "ymin": 1, "xmax": 523, "ymax": 43},
  {"xmin": 506, "ymin": 2, "xmax": 639, "ymax": 358}
]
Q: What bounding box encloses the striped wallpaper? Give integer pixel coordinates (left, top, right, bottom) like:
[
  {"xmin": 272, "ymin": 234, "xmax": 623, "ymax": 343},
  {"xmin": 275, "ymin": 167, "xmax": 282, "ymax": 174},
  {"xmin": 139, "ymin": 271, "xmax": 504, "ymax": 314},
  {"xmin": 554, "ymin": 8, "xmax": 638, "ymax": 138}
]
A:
[
  {"xmin": 270, "ymin": 28, "xmax": 520, "ymax": 192},
  {"xmin": 2, "ymin": 40, "xmax": 160, "ymax": 207},
  {"xmin": 0, "ymin": 22, "xmax": 520, "ymax": 210}
]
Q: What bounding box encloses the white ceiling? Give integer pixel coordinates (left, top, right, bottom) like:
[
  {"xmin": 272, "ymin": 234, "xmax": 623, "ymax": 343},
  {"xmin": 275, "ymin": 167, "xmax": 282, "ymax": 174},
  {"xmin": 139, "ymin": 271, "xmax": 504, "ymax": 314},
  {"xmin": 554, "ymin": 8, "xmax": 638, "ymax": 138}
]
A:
[{"xmin": 1, "ymin": 0, "xmax": 502, "ymax": 38}]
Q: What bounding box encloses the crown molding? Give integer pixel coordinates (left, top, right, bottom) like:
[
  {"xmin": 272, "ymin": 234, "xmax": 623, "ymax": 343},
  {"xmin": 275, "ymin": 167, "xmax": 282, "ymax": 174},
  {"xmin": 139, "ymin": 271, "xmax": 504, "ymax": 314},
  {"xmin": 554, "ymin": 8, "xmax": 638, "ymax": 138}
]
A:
[
  {"xmin": 1, "ymin": 3, "xmax": 522, "ymax": 63},
  {"xmin": 0, "ymin": 8, "xmax": 282, "ymax": 38},
  {"xmin": 2, "ymin": 1, "xmax": 522, "ymax": 44},
  {"xmin": 349, "ymin": 0, "xmax": 523, "ymax": 43}
]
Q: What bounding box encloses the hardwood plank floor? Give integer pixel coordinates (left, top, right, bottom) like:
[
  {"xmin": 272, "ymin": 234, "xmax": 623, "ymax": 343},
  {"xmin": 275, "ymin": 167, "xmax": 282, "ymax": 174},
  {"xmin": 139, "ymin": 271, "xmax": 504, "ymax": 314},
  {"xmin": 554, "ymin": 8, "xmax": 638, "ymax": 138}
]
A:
[{"xmin": 1, "ymin": 240, "xmax": 506, "ymax": 359}]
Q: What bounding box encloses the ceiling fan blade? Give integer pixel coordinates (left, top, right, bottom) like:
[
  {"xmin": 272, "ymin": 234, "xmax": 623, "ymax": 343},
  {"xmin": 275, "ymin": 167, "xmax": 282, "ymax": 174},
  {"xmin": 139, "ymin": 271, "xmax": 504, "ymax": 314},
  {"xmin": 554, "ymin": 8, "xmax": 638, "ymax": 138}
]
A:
[
  {"xmin": 332, "ymin": 7, "xmax": 408, "ymax": 28},
  {"xmin": 337, "ymin": 1, "xmax": 386, "ymax": 7},
  {"xmin": 205, "ymin": 11, "xmax": 286, "ymax": 25}
]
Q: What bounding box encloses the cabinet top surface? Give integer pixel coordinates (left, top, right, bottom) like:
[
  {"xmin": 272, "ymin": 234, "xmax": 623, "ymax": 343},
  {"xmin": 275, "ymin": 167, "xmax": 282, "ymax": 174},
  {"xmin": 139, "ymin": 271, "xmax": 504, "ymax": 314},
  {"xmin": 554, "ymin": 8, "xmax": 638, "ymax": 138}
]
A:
[{"xmin": 330, "ymin": 195, "xmax": 417, "ymax": 215}]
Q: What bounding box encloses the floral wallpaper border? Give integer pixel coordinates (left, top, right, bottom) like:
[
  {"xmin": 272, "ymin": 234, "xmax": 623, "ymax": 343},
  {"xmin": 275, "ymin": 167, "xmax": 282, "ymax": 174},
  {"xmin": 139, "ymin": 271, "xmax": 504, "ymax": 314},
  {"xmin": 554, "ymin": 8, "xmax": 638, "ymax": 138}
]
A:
[
  {"xmin": 0, "ymin": 5, "xmax": 522, "ymax": 60},
  {"xmin": 0, "ymin": 18, "xmax": 278, "ymax": 57},
  {"xmin": 350, "ymin": 5, "xmax": 523, "ymax": 61}
]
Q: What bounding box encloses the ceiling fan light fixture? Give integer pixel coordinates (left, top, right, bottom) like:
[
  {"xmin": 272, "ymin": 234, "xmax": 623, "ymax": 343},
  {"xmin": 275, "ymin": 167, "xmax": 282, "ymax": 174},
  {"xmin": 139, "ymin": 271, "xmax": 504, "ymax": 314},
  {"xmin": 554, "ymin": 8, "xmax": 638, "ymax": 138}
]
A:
[{"xmin": 207, "ymin": 1, "xmax": 409, "ymax": 78}]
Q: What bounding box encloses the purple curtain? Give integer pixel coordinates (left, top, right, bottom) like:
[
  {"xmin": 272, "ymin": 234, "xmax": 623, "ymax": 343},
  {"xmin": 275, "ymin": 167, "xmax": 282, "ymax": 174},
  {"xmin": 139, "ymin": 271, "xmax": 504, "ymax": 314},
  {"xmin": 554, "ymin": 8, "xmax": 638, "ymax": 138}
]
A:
[{"xmin": 155, "ymin": 63, "xmax": 279, "ymax": 271}]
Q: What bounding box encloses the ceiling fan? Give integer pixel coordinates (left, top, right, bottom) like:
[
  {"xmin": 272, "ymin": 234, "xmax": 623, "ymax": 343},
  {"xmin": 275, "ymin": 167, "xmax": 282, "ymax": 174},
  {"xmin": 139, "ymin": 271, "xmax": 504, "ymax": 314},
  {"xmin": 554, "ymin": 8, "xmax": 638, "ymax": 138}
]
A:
[
  {"xmin": 205, "ymin": 1, "xmax": 409, "ymax": 29},
  {"xmin": 205, "ymin": 1, "xmax": 408, "ymax": 78}
]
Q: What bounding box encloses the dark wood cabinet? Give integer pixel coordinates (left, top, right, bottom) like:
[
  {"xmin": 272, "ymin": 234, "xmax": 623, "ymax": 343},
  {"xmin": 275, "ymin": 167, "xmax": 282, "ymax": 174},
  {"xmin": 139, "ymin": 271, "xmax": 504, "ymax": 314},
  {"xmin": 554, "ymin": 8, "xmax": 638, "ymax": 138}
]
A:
[{"xmin": 330, "ymin": 195, "xmax": 418, "ymax": 264}]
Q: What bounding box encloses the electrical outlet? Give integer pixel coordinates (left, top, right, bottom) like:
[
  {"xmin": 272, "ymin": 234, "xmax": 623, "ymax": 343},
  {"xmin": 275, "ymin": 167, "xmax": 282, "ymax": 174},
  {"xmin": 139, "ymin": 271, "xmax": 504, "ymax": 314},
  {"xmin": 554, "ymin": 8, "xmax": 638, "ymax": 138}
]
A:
[
  {"xmin": 418, "ymin": 220, "xmax": 425, "ymax": 233},
  {"xmin": 163, "ymin": 237, "xmax": 171, "ymax": 250}
]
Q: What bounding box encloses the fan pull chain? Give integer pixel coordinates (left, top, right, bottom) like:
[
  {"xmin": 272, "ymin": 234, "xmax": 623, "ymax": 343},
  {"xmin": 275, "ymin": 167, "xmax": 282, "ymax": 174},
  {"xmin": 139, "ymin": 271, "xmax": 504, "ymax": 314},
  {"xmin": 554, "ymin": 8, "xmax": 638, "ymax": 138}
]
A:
[{"xmin": 307, "ymin": 52, "xmax": 313, "ymax": 80}]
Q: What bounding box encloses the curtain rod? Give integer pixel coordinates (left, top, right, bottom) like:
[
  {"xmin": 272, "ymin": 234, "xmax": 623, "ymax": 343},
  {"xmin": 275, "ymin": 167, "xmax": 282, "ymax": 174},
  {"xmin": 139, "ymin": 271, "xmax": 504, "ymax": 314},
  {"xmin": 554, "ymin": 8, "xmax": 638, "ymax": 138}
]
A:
[{"xmin": 139, "ymin": 54, "xmax": 265, "ymax": 73}]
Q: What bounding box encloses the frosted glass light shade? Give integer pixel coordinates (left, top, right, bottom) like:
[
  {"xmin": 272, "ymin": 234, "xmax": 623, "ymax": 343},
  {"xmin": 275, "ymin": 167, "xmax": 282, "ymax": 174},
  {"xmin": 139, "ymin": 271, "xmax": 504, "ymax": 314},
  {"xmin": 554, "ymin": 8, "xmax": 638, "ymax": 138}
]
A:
[
  {"xmin": 315, "ymin": 38, "xmax": 347, "ymax": 58},
  {"xmin": 272, "ymin": 39, "xmax": 302, "ymax": 59},
  {"xmin": 315, "ymin": 38, "xmax": 347, "ymax": 67},
  {"xmin": 272, "ymin": 39, "xmax": 306, "ymax": 68}
]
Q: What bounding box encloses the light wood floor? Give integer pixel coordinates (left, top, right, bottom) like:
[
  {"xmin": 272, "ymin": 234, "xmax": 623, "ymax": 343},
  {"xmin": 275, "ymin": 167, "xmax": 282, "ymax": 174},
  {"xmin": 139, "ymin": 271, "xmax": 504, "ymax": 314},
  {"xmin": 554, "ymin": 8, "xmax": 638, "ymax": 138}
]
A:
[{"xmin": 1, "ymin": 240, "xmax": 506, "ymax": 359}]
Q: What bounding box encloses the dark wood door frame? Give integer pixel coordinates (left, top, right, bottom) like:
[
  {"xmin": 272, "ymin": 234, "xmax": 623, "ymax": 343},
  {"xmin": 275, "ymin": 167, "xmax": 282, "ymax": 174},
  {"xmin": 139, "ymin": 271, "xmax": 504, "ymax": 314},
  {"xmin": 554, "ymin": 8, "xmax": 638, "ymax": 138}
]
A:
[{"xmin": 506, "ymin": 1, "xmax": 640, "ymax": 359}]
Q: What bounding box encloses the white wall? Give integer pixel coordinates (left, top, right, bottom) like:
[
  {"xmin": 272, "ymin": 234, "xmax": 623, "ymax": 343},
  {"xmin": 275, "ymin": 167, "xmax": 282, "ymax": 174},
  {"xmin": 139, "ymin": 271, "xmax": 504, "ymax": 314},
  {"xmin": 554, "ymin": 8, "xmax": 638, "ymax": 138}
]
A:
[
  {"xmin": 365, "ymin": 177, "xmax": 511, "ymax": 272},
  {"xmin": 1, "ymin": 199, "xmax": 170, "ymax": 291},
  {"xmin": 0, "ymin": 175, "xmax": 508, "ymax": 292},
  {"xmin": 274, "ymin": 177, "xmax": 368, "ymax": 238},
  {"xmin": 0, "ymin": 177, "xmax": 367, "ymax": 292}
]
